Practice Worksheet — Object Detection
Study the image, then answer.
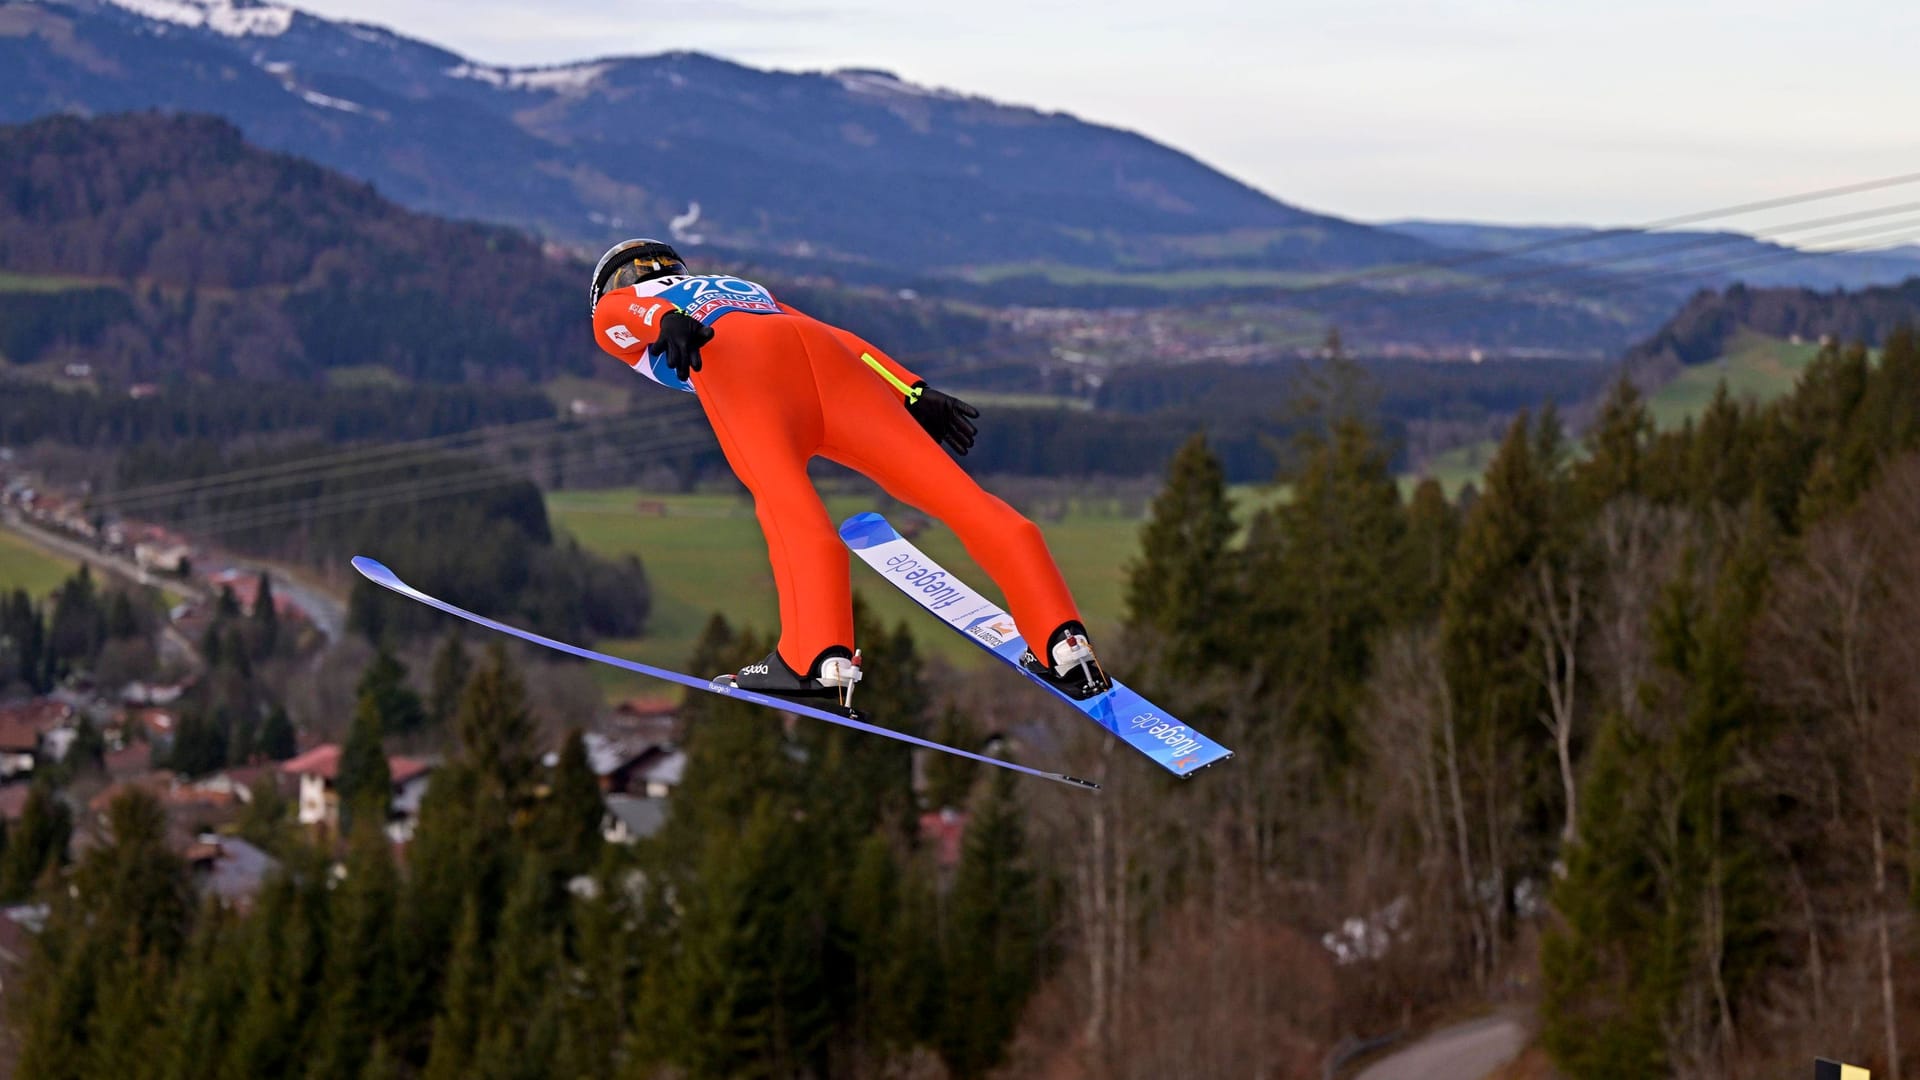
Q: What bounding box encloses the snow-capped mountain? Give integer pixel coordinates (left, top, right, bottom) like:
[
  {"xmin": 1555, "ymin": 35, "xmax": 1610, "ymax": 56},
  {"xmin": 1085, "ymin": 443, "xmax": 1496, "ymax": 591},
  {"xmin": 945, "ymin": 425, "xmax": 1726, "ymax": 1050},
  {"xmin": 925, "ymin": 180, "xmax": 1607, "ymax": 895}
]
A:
[{"xmin": 0, "ymin": 0, "xmax": 1440, "ymax": 276}]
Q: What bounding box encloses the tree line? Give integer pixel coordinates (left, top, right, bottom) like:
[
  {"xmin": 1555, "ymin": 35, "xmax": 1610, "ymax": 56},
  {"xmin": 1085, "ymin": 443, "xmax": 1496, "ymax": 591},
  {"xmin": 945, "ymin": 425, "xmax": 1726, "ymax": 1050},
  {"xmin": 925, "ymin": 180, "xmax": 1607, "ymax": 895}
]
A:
[{"xmin": 6, "ymin": 597, "xmax": 1053, "ymax": 1080}]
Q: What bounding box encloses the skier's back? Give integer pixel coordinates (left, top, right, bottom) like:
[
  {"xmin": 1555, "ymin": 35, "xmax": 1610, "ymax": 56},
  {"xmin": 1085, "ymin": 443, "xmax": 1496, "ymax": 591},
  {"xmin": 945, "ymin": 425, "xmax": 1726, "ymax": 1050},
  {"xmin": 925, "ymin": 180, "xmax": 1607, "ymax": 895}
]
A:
[{"xmin": 588, "ymin": 239, "xmax": 1108, "ymax": 705}]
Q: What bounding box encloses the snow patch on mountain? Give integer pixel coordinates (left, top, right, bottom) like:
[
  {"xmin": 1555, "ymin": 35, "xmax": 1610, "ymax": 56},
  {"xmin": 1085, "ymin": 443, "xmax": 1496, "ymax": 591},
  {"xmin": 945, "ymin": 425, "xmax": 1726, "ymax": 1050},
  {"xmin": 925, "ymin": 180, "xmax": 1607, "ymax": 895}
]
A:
[
  {"xmin": 103, "ymin": 0, "xmax": 293, "ymax": 37},
  {"xmin": 833, "ymin": 69, "xmax": 966, "ymax": 102},
  {"xmin": 300, "ymin": 89, "xmax": 363, "ymax": 113},
  {"xmin": 446, "ymin": 61, "xmax": 609, "ymax": 93}
]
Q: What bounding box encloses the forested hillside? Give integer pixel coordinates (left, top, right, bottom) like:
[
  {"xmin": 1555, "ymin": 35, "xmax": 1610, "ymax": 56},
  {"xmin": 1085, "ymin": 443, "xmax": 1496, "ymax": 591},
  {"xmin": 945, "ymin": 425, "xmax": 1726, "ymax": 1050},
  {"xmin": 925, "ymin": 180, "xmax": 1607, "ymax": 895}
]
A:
[
  {"xmin": 0, "ymin": 111, "xmax": 992, "ymax": 385},
  {"xmin": 14, "ymin": 322, "xmax": 1920, "ymax": 1077}
]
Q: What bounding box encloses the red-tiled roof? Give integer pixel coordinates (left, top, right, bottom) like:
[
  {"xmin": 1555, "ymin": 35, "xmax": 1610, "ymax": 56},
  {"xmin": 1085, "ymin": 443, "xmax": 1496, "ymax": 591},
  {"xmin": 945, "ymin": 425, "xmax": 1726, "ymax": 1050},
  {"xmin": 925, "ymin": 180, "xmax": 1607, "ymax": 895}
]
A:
[
  {"xmin": 280, "ymin": 744, "xmax": 431, "ymax": 787},
  {"xmin": 0, "ymin": 701, "xmax": 74, "ymax": 734},
  {"xmin": 279, "ymin": 744, "xmax": 341, "ymax": 778},
  {"xmin": 0, "ymin": 719, "xmax": 39, "ymax": 753}
]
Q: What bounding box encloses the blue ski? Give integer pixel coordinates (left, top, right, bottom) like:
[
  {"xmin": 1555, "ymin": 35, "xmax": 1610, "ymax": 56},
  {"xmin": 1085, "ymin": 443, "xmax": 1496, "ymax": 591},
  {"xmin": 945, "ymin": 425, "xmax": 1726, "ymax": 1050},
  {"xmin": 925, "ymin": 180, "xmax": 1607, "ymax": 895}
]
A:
[
  {"xmin": 838, "ymin": 513, "xmax": 1233, "ymax": 778},
  {"xmin": 350, "ymin": 556, "xmax": 1098, "ymax": 791}
]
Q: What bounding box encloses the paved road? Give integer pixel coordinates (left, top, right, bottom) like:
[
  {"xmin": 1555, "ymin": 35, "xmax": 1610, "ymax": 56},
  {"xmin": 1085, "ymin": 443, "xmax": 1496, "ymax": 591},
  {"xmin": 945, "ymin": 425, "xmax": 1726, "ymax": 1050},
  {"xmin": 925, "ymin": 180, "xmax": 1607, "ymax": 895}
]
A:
[{"xmin": 1355, "ymin": 1016, "xmax": 1528, "ymax": 1080}]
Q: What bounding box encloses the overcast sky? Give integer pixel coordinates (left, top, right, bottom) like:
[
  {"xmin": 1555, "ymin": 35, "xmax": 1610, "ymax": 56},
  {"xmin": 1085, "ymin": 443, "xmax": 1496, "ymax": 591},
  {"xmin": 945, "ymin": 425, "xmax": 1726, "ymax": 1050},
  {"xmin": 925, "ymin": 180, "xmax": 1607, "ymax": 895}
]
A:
[{"xmin": 289, "ymin": 0, "xmax": 1920, "ymax": 230}]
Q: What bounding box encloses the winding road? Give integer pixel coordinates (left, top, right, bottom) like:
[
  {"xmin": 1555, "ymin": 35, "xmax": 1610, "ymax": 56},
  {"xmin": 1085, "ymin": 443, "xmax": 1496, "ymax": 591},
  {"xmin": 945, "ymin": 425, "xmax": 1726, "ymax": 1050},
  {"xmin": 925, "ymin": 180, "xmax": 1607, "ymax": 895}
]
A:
[{"xmin": 1354, "ymin": 1016, "xmax": 1528, "ymax": 1080}]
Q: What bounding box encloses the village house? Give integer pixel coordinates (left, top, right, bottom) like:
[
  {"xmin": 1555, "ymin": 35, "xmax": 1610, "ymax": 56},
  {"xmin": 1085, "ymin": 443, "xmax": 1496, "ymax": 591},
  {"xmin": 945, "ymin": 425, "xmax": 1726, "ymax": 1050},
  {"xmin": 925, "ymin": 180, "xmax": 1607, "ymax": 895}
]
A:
[
  {"xmin": 280, "ymin": 744, "xmax": 434, "ymax": 844},
  {"xmin": 0, "ymin": 700, "xmax": 77, "ymax": 781},
  {"xmin": 602, "ymin": 793, "xmax": 668, "ymax": 845},
  {"xmin": 633, "ymin": 747, "xmax": 685, "ymax": 799}
]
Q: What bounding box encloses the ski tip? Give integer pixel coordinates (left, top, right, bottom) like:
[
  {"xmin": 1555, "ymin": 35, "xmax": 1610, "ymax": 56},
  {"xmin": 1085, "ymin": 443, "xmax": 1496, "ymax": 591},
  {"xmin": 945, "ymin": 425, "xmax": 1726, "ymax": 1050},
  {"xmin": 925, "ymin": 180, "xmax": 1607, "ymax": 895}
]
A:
[
  {"xmin": 1056, "ymin": 774, "xmax": 1102, "ymax": 792},
  {"xmin": 837, "ymin": 511, "xmax": 895, "ymax": 549},
  {"xmin": 350, "ymin": 556, "xmax": 404, "ymax": 590}
]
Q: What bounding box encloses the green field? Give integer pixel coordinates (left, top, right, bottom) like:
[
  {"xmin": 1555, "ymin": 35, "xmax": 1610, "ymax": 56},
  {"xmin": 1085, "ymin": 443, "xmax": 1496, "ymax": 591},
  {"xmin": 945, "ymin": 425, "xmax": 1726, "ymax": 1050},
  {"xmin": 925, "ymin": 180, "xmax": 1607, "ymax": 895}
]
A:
[
  {"xmin": 0, "ymin": 271, "xmax": 105, "ymax": 293},
  {"xmin": 1644, "ymin": 331, "xmax": 1824, "ymax": 430},
  {"xmin": 1411, "ymin": 333, "xmax": 1829, "ymax": 498},
  {"xmin": 324, "ymin": 364, "xmax": 411, "ymax": 390},
  {"xmin": 0, "ymin": 529, "xmax": 80, "ymax": 600},
  {"xmin": 550, "ymin": 489, "xmax": 1145, "ymax": 695}
]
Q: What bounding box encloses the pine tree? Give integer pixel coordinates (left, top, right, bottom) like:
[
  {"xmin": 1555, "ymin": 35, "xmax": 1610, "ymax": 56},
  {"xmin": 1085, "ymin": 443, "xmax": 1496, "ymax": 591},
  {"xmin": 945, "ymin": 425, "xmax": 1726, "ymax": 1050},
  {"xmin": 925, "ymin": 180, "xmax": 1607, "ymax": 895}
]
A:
[
  {"xmin": 309, "ymin": 811, "xmax": 402, "ymax": 1080},
  {"xmin": 251, "ymin": 573, "xmax": 279, "ymax": 658},
  {"xmin": 1250, "ymin": 414, "xmax": 1404, "ymax": 770},
  {"xmin": 473, "ymin": 857, "xmax": 564, "ymax": 1079},
  {"xmin": 1124, "ymin": 433, "xmax": 1238, "ymax": 679},
  {"xmin": 427, "ymin": 625, "xmax": 472, "ymax": 729},
  {"xmin": 356, "ymin": 647, "xmax": 425, "ymax": 737},
  {"xmin": 644, "ymin": 795, "xmax": 830, "ymax": 1079},
  {"xmin": 75, "ymin": 788, "xmax": 193, "ymax": 961},
  {"xmin": 423, "ymin": 899, "xmax": 486, "ymax": 1080},
  {"xmin": 922, "ymin": 706, "xmax": 980, "ymax": 811},
  {"xmin": 337, "ymin": 689, "xmax": 392, "ymax": 835},
  {"xmin": 0, "ymin": 780, "xmax": 72, "ymax": 899},
  {"xmin": 259, "ymin": 704, "xmax": 296, "ymax": 761},
  {"xmin": 456, "ymin": 644, "xmax": 537, "ymax": 811},
  {"xmin": 1397, "ymin": 477, "xmax": 1457, "ymax": 620},
  {"xmin": 531, "ymin": 728, "xmax": 606, "ymax": 881},
  {"xmin": 224, "ymin": 872, "xmax": 327, "ymax": 1079},
  {"xmin": 1575, "ymin": 375, "xmax": 1654, "ymax": 511},
  {"xmin": 938, "ymin": 770, "xmax": 1042, "ymax": 1079}
]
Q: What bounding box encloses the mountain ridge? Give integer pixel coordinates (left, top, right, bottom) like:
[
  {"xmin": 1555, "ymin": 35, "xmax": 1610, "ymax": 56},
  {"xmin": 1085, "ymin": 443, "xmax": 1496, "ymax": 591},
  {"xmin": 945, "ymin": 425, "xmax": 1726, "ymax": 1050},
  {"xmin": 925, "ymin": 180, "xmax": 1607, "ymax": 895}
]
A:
[{"xmin": 4, "ymin": 0, "xmax": 1442, "ymax": 277}]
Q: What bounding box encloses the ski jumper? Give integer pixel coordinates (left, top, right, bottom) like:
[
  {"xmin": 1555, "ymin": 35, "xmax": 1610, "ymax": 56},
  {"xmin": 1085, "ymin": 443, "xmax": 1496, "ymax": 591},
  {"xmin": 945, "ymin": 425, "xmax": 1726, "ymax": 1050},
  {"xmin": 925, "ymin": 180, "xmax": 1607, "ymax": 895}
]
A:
[{"xmin": 592, "ymin": 273, "xmax": 1082, "ymax": 673}]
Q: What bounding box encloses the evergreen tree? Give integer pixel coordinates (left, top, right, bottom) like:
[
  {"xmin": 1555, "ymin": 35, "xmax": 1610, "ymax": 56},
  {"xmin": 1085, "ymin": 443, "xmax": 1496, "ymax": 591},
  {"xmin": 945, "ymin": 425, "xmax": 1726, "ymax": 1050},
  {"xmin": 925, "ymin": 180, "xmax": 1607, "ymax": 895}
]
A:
[
  {"xmin": 2, "ymin": 588, "xmax": 48, "ymax": 692},
  {"xmin": 46, "ymin": 566, "xmax": 106, "ymax": 676},
  {"xmin": 259, "ymin": 704, "xmax": 297, "ymax": 761},
  {"xmin": 427, "ymin": 625, "xmax": 472, "ymax": 729},
  {"xmin": 1124, "ymin": 433, "xmax": 1238, "ymax": 680},
  {"xmin": 309, "ymin": 811, "xmax": 402, "ymax": 1080},
  {"xmin": 938, "ymin": 770, "xmax": 1042, "ymax": 1079},
  {"xmin": 531, "ymin": 729, "xmax": 606, "ymax": 881},
  {"xmin": 251, "ymin": 573, "xmax": 280, "ymax": 658},
  {"xmin": 922, "ymin": 706, "xmax": 980, "ymax": 811},
  {"xmin": 1250, "ymin": 414, "xmax": 1404, "ymax": 770},
  {"xmin": 105, "ymin": 589, "xmax": 142, "ymax": 640},
  {"xmin": 75, "ymin": 788, "xmax": 193, "ymax": 961},
  {"xmin": 423, "ymin": 899, "xmax": 486, "ymax": 1080},
  {"xmin": 0, "ymin": 781, "xmax": 72, "ymax": 899},
  {"xmin": 1575, "ymin": 375, "xmax": 1654, "ymax": 511},
  {"xmin": 642, "ymin": 796, "xmax": 830, "ymax": 1079},
  {"xmin": 225, "ymin": 872, "xmax": 327, "ymax": 1079},
  {"xmin": 1397, "ymin": 477, "xmax": 1457, "ymax": 620},
  {"xmin": 337, "ymin": 689, "xmax": 392, "ymax": 835},
  {"xmin": 456, "ymin": 644, "xmax": 537, "ymax": 811},
  {"xmin": 356, "ymin": 647, "xmax": 425, "ymax": 737},
  {"xmin": 472, "ymin": 857, "xmax": 564, "ymax": 1079}
]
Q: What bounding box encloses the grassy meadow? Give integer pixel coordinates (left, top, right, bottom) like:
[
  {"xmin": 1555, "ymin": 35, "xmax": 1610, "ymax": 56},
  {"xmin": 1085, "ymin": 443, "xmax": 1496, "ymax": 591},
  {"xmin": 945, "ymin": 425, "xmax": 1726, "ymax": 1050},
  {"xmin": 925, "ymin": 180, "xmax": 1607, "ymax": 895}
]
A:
[{"xmin": 0, "ymin": 528, "xmax": 80, "ymax": 600}]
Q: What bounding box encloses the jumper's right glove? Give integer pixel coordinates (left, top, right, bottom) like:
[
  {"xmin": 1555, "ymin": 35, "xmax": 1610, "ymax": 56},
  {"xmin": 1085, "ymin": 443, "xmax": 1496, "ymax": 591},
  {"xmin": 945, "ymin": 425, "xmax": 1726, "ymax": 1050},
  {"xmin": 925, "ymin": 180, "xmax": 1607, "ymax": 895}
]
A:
[
  {"xmin": 654, "ymin": 310, "xmax": 714, "ymax": 382},
  {"xmin": 906, "ymin": 382, "xmax": 979, "ymax": 455}
]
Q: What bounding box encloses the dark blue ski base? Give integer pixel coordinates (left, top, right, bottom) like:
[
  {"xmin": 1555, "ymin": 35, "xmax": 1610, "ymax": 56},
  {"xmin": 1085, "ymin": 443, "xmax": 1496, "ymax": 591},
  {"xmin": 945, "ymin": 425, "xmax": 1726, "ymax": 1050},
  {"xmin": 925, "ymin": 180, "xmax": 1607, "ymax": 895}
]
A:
[
  {"xmin": 838, "ymin": 513, "xmax": 1234, "ymax": 778},
  {"xmin": 350, "ymin": 557, "xmax": 1098, "ymax": 791}
]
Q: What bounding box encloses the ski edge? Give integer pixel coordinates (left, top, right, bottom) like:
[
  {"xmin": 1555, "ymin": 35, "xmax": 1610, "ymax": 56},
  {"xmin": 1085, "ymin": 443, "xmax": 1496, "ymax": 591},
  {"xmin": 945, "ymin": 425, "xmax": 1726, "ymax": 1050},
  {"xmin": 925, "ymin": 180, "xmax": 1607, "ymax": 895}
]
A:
[{"xmin": 349, "ymin": 556, "xmax": 1098, "ymax": 792}]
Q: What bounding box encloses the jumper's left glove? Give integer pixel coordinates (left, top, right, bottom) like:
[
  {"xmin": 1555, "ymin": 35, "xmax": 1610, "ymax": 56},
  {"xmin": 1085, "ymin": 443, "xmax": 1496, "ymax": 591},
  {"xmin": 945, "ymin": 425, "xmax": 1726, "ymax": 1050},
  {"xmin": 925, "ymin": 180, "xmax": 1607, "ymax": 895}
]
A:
[
  {"xmin": 906, "ymin": 382, "xmax": 979, "ymax": 455},
  {"xmin": 655, "ymin": 310, "xmax": 714, "ymax": 382}
]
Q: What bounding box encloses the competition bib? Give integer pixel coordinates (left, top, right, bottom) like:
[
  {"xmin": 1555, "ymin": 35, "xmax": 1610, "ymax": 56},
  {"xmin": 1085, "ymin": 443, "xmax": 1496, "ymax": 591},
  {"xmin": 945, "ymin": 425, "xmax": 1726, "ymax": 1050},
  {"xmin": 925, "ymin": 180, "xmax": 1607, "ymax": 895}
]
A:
[{"xmin": 635, "ymin": 274, "xmax": 781, "ymax": 324}]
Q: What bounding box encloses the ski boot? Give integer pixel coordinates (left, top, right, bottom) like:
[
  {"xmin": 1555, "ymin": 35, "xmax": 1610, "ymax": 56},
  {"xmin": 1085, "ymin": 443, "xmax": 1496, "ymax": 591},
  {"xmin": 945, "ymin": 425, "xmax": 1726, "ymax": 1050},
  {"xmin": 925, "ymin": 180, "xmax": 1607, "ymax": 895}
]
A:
[
  {"xmin": 1021, "ymin": 621, "xmax": 1112, "ymax": 700},
  {"xmin": 727, "ymin": 645, "xmax": 864, "ymax": 711}
]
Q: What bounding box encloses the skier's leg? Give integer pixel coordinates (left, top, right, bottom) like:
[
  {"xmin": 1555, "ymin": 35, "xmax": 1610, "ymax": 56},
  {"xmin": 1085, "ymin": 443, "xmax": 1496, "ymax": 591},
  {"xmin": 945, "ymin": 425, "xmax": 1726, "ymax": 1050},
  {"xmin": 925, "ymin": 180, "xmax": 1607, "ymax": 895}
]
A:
[
  {"xmin": 805, "ymin": 326, "xmax": 1085, "ymax": 659},
  {"xmin": 691, "ymin": 317, "xmax": 855, "ymax": 675}
]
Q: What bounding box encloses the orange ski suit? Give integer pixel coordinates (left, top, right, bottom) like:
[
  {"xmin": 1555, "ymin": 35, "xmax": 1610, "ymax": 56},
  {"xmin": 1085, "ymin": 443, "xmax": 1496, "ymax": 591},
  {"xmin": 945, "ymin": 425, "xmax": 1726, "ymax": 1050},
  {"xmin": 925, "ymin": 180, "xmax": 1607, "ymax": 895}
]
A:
[{"xmin": 593, "ymin": 274, "xmax": 1081, "ymax": 673}]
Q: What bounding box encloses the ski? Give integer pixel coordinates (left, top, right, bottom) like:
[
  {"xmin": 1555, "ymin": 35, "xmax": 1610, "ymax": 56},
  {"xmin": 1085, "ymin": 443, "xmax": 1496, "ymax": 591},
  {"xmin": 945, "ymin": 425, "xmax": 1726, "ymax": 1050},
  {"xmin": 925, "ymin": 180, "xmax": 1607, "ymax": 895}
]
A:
[
  {"xmin": 838, "ymin": 513, "xmax": 1233, "ymax": 778},
  {"xmin": 349, "ymin": 557, "xmax": 1099, "ymax": 792}
]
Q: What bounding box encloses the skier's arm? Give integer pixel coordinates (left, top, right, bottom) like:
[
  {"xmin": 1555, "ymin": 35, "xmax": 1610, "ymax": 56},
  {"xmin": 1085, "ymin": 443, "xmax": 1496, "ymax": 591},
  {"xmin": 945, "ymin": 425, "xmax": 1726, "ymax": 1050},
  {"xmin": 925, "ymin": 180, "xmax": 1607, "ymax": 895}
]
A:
[{"xmin": 592, "ymin": 292, "xmax": 707, "ymax": 390}]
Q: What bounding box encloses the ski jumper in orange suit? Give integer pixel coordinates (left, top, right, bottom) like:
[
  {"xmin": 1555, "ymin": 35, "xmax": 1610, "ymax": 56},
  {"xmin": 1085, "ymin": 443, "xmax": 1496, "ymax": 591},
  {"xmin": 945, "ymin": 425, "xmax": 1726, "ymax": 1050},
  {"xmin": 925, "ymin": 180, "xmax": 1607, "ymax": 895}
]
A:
[{"xmin": 592, "ymin": 271, "xmax": 1084, "ymax": 680}]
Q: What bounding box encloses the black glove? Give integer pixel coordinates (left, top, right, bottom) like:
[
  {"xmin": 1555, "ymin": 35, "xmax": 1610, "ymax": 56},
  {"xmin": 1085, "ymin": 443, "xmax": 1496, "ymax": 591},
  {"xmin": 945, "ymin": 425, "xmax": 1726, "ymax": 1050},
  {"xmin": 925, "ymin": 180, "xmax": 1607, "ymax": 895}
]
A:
[
  {"xmin": 906, "ymin": 382, "xmax": 979, "ymax": 455},
  {"xmin": 654, "ymin": 310, "xmax": 714, "ymax": 382}
]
